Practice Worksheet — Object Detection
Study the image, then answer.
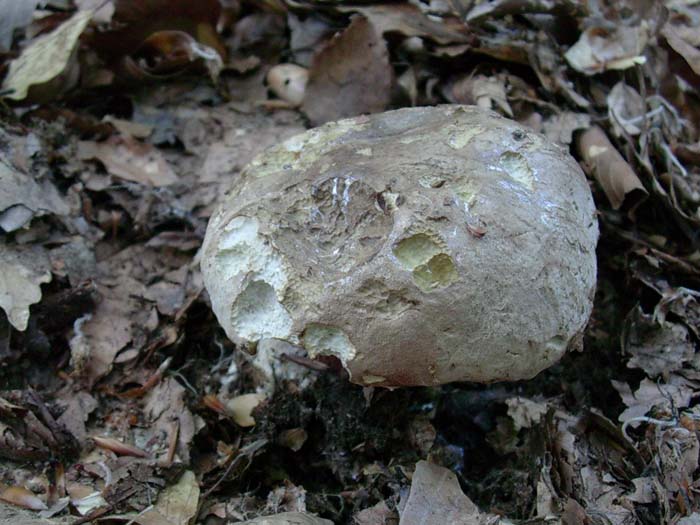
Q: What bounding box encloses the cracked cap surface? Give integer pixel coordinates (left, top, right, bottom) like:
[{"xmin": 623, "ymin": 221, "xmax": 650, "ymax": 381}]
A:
[{"xmin": 201, "ymin": 105, "xmax": 598, "ymax": 386}]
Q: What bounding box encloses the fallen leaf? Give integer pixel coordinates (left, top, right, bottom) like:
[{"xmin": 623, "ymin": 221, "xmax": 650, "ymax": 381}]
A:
[
  {"xmin": 337, "ymin": 4, "xmax": 468, "ymax": 45},
  {"xmin": 302, "ymin": 16, "xmax": 392, "ymax": 126},
  {"xmin": 93, "ymin": 436, "xmax": 149, "ymax": 458},
  {"xmin": 506, "ymin": 397, "xmax": 549, "ymax": 431},
  {"xmin": 613, "ymin": 376, "xmax": 694, "ymax": 426},
  {"xmin": 0, "ymin": 159, "xmax": 70, "ymax": 232},
  {"xmin": 143, "ymin": 378, "xmax": 196, "ymax": 463},
  {"xmin": 466, "ymin": 0, "xmax": 585, "ymax": 23},
  {"xmin": 288, "ymin": 13, "xmax": 332, "ymax": 67},
  {"xmin": 399, "ymin": 461, "xmax": 499, "ymax": 525},
  {"xmin": 678, "ymin": 513, "xmax": 700, "ymax": 525},
  {"xmin": 56, "ymin": 390, "xmax": 98, "ymax": 444},
  {"xmin": 71, "ymin": 491, "xmax": 108, "ymax": 516},
  {"xmin": 265, "ymin": 482, "xmax": 307, "ymax": 514},
  {"xmin": 134, "ymin": 470, "xmax": 199, "ymax": 525},
  {"xmin": 624, "ymin": 306, "xmax": 694, "ymax": 377},
  {"xmin": 237, "ymin": 512, "xmax": 334, "ymax": 525},
  {"xmin": 445, "ymin": 74, "xmax": 513, "ymax": 116},
  {"xmin": 542, "ymin": 112, "xmax": 590, "ymax": 146},
  {"xmin": 565, "ymin": 24, "xmax": 649, "ymax": 75},
  {"xmin": 75, "ymin": 0, "xmax": 115, "ymax": 24},
  {"xmin": 662, "ymin": 21, "xmax": 700, "ymax": 76},
  {"xmin": 607, "ymin": 82, "xmax": 645, "ymax": 137},
  {"xmin": 354, "ymin": 500, "xmax": 395, "ymax": 525},
  {"xmin": 577, "ymin": 125, "xmax": 648, "ymax": 210},
  {"xmin": 90, "ymin": 0, "xmax": 224, "ymax": 61},
  {"xmin": 627, "ymin": 477, "xmax": 655, "ymax": 504},
  {"xmin": 78, "ymin": 135, "xmax": 177, "ymax": 187},
  {"xmin": 658, "ymin": 427, "xmax": 698, "ymax": 492},
  {"xmin": 0, "ymin": 243, "xmax": 51, "ymax": 331},
  {"xmin": 1, "ymin": 9, "xmax": 93, "ymax": 100},
  {"xmin": 124, "ymin": 30, "xmax": 223, "ymax": 82},
  {"xmin": 0, "ymin": 0, "xmax": 41, "ymax": 51},
  {"xmin": 0, "ymin": 486, "xmax": 47, "ymax": 511},
  {"xmin": 69, "ymin": 285, "xmax": 137, "ymax": 387}
]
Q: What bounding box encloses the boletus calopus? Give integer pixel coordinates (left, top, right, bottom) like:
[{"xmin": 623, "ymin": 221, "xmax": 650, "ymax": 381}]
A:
[{"xmin": 201, "ymin": 106, "xmax": 598, "ymax": 387}]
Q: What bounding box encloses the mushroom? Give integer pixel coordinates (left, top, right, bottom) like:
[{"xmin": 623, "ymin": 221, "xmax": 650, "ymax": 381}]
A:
[{"xmin": 201, "ymin": 106, "xmax": 598, "ymax": 387}]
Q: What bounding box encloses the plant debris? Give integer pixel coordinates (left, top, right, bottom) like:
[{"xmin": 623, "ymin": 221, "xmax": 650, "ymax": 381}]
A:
[{"xmin": 0, "ymin": 1, "xmax": 699, "ymax": 524}]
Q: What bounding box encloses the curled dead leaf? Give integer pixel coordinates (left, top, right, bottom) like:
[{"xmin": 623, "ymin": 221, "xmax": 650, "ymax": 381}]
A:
[
  {"xmin": 565, "ymin": 25, "xmax": 649, "ymax": 75},
  {"xmin": 0, "ymin": 486, "xmax": 47, "ymax": 511},
  {"xmin": 577, "ymin": 125, "xmax": 648, "ymax": 211},
  {"xmin": 92, "ymin": 436, "xmax": 149, "ymax": 458}
]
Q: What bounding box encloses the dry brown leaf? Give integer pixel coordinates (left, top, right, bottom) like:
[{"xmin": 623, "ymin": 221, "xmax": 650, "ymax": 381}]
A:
[
  {"xmin": 337, "ymin": 4, "xmax": 468, "ymax": 45},
  {"xmin": 93, "ymin": 436, "xmax": 149, "ymax": 458},
  {"xmin": 624, "ymin": 306, "xmax": 694, "ymax": 377},
  {"xmin": 0, "ymin": 244, "xmax": 51, "ymax": 331},
  {"xmin": 68, "ymin": 285, "xmax": 137, "ymax": 387},
  {"xmin": 355, "ymin": 501, "xmax": 395, "ymax": 525},
  {"xmin": 1, "ymin": 9, "xmax": 92, "ymax": 100},
  {"xmin": 466, "ymin": 0, "xmax": 585, "ymax": 23},
  {"xmin": 659, "ymin": 427, "xmax": 698, "ymax": 492},
  {"xmin": 627, "ymin": 477, "xmax": 655, "ymax": 504},
  {"xmin": 277, "ymin": 428, "xmax": 308, "ymax": 452},
  {"xmin": 612, "ymin": 376, "xmax": 694, "ymax": 425},
  {"xmin": 542, "ymin": 112, "xmax": 590, "ymax": 146},
  {"xmin": 143, "ymin": 378, "xmax": 196, "ymax": 463},
  {"xmin": 288, "ymin": 14, "xmax": 333, "ymax": 67},
  {"xmin": 0, "ymin": 486, "xmax": 47, "ymax": 511},
  {"xmin": 577, "ymin": 125, "xmax": 647, "ymax": 210},
  {"xmin": 399, "ymin": 461, "xmax": 499, "ymax": 525},
  {"xmin": 445, "ymin": 74, "xmax": 513, "ymax": 116},
  {"xmin": 90, "ymin": 0, "xmax": 224, "ymax": 61},
  {"xmin": 662, "ymin": 22, "xmax": 700, "ymax": 76},
  {"xmin": 302, "ymin": 16, "xmax": 392, "ymax": 126},
  {"xmin": 121, "ymin": 470, "xmax": 199, "ymax": 525},
  {"xmin": 237, "ymin": 512, "xmax": 333, "ymax": 525},
  {"xmin": 56, "ymin": 391, "xmax": 98, "ymax": 444},
  {"xmin": 607, "ymin": 82, "xmax": 645, "ymax": 137},
  {"xmin": 0, "ymin": 159, "xmax": 70, "ymax": 232},
  {"xmin": 78, "ymin": 135, "xmax": 177, "ymax": 187},
  {"xmin": 565, "ymin": 25, "xmax": 649, "ymax": 75}
]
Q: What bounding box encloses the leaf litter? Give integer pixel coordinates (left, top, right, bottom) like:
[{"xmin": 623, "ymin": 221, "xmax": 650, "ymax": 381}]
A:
[{"xmin": 0, "ymin": 1, "xmax": 699, "ymax": 524}]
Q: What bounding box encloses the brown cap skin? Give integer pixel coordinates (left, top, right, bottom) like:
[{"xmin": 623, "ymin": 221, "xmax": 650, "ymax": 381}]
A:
[{"xmin": 201, "ymin": 106, "xmax": 598, "ymax": 387}]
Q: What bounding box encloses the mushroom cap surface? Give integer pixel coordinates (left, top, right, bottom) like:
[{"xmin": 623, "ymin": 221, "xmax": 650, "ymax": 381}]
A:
[{"xmin": 201, "ymin": 105, "xmax": 598, "ymax": 387}]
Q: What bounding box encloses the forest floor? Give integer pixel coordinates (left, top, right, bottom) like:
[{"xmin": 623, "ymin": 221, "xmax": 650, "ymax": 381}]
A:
[{"xmin": 1, "ymin": 1, "xmax": 700, "ymax": 524}]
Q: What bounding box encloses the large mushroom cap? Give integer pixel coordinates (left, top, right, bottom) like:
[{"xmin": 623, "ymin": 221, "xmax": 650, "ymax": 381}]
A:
[{"xmin": 201, "ymin": 105, "xmax": 598, "ymax": 387}]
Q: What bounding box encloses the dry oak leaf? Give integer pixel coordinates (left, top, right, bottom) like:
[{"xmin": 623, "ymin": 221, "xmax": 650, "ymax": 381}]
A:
[
  {"xmin": 236, "ymin": 512, "xmax": 333, "ymax": 525},
  {"xmin": 662, "ymin": 21, "xmax": 700, "ymax": 76},
  {"xmin": 337, "ymin": 4, "xmax": 469, "ymax": 45},
  {"xmin": 78, "ymin": 135, "xmax": 177, "ymax": 186},
  {"xmin": 302, "ymin": 16, "xmax": 392, "ymax": 126},
  {"xmin": 400, "ymin": 461, "xmax": 500, "ymax": 525},
  {"xmin": 0, "ymin": 159, "xmax": 70, "ymax": 232},
  {"xmin": 0, "ymin": 243, "xmax": 51, "ymax": 331},
  {"xmin": 565, "ymin": 24, "xmax": 649, "ymax": 75},
  {"xmin": 1, "ymin": 9, "xmax": 93, "ymax": 100}
]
